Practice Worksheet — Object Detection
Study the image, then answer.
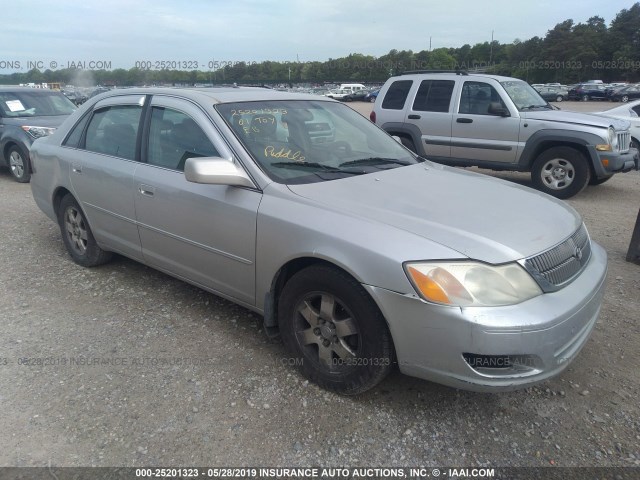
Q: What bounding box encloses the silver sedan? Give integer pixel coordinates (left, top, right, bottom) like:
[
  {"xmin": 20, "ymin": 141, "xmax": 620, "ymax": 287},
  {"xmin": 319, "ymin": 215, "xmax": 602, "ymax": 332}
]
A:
[{"xmin": 29, "ymin": 87, "xmax": 607, "ymax": 394}]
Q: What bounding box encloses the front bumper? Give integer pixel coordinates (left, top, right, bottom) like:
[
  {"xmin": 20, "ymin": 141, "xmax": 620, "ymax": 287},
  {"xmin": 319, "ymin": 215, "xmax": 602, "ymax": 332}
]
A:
[
  {"xmin": 595, "ymin": 147, "xmax": 639, "ymax": 175},
  {"xmin": 365, "ymin": 241, "xmax": 608, "ymax": 392}
]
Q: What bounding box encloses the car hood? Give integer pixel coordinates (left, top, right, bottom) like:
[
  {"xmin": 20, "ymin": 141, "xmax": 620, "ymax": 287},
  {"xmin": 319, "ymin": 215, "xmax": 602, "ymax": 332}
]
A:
[
  {"xmin": 1, "ymin": 115, "xmax": 70, "ymax": 128},
  {"xmin": 287, "ymin": 163, "xmax": 581, "ymax": 264},
  {"xmin": 522, "ymin": 110, "xmax": 630, "ymax": 131}
]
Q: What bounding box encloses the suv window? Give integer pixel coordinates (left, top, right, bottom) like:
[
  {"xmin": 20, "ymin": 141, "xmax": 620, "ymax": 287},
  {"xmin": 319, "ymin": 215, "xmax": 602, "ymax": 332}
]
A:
[
  {"xmin": 84, "ymin": 105, "xmax": 142, "ymax": 160},
  {"xmin": 381, "ymin": 80, "xmax": 413, "ymax": 110},
  {"xmin": 0, "ymin": 91, "xmax": 76, "ymax": 117},
  {"xmin": 147, "ymin": 107, "xmax": 218, "ymax": 171},
  {"xmin": 412, "ymin": 80, "xmax": 455, "ymax": 112},
  {"xmin": 459, "ymin": 81, "xmax": 504, "ymax": 115}
]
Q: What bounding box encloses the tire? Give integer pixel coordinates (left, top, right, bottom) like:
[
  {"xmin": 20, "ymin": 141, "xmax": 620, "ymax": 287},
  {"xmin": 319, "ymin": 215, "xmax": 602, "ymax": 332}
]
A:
[
  {"xmin": 57, "ymin": 194, "xmax": 112, "ymax": 267},
  {"xmin": 621, "ymin": 95, "xmax": 629, "ymax": 103},
  {"xmin": 631, "ymin": 138, "xmax": 639, "ymax": 151},
  {"xmin": 589, "ymin": 175, "xmax": 613, "ymax": 186},
  {"xmin": 556, "ymin": 95, "xmax": 563, "ymax": 102},
  {"xmin": 278, "ymin": 265, "xmax": 394, "ymax": 395},
  {"xmin": 399, "ymin": 136, "xmax": 417, "ymax": 153},
  {"xmin": 7, "ymin": 145, "xmax": 31, "ymax": 183},
  {"xmin": 582, "ymin": 95, "xmax": 590, "ymax": 102},
  {"xmin": 531, "ymin": 147, "xmax": 590, "ymax": 199},
  {"xmin": 369, "ymin": 96, "xmax": 376, "ymax": 103}
]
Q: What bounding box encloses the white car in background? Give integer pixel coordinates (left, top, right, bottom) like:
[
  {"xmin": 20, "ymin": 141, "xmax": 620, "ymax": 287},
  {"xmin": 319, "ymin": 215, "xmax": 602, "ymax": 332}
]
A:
[{"xmin": 597, "ymin": 100, "xmax": 640, "ymax": 150}]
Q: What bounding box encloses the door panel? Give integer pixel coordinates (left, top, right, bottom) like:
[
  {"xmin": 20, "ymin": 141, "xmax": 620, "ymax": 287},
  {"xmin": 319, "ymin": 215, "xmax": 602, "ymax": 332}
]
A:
[
  {"xmin": 133, "ymin": 97, "xmax": 261, "ymax": 304},
  {"xmin": 451, "ymin": 81, "xmax": 521, "ymax": 164},
  {"xmin": 69, "ymin": 95, "xmax": 146, "ymax": 259}
]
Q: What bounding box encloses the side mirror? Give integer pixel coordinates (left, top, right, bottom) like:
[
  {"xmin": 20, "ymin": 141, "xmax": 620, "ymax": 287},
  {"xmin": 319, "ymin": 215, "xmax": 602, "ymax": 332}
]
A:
[
  {"xmin": 488, "ymin": 102, "xmax": 510, "ymax": 117},
  {"xmin": 184, "ymin": 157, "xmax": 254, "ymax": 188}
]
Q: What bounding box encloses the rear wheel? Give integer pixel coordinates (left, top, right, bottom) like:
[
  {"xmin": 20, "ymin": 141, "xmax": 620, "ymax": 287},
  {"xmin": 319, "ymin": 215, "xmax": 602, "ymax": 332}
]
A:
[
  {"xmin": 278, "ymin": 265, "xmax": 394, "ymax": 395},
  {"xmin": 582, "ymin": 95, "xmax": 590, "ymax": 102},
  {"xmin": 621, "ymin": 95, "xmax": 629, "ymax": 103},
  {"xmin": 7, "ymin": 145, "xmax": 31, "ymax": 183},
  {"xmin": 556, "ymin": 95, "xmax": 564, "ymax": 102},
  {"xmin": 57, "ymin": 194, "xmax": 112, "ymax": 267},
  {"xmin": 531, "ymin": 147, "xmax": 590, "ymax": 199},
  {"xmin": 369, "ymin": 96, "xmax": 376, "ymax": 103}
]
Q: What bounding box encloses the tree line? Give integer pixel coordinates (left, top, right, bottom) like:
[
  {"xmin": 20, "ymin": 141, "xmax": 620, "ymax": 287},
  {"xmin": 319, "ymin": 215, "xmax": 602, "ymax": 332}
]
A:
[{"xmin": 2, "ymin": 3, "xmax": 639, "ymax": 87}]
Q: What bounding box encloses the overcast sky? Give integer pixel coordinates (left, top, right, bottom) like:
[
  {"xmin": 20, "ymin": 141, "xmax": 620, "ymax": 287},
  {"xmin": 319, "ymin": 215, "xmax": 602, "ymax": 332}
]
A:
[{"xmin": 2, "ymin": 0, "xmax": 634, "ymax": 72}]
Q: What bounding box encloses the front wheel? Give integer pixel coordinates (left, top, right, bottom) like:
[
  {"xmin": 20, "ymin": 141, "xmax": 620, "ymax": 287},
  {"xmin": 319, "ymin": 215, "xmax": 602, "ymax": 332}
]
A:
[
  {"xmin": 621, "ymin": 95, "xmax": 629, "ymax": 103},
  {"xmin": 7, "ymin": 145, "xmax": 31, "ymax": 183},
  {"xmin": 278, "ymin": 265, "xmax": 394, "ymax": 395},
  {"xmin": 556, "ymin": 95, "xmax": 564, "ymax": 102},
  {"xmin": 369, "ymin": 96, "xmax": 376, "ymax": 103},
  {"xmin": 582, "ymin": 95, "xmax": 590, "ymax": 102},
  {"xmin": 57, "ymin": 194, "xmax": 112, "ymax": 267},
  {"xmin": 531, "ymin": 147, "xmax": 590, "ymax": 199}
]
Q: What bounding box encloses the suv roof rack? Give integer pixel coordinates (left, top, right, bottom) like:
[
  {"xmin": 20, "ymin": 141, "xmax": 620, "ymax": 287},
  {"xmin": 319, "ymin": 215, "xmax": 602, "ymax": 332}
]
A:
[{"xmin": 400, "ymin": 69, "xmax": 468, "ymax": 76}]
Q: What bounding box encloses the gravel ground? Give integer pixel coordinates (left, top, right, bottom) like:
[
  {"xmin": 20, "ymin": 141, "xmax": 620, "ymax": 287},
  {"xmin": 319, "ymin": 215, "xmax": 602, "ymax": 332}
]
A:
[{"xmin": 0, "ymin": 100, "xmax": 639, "ymax": 468}]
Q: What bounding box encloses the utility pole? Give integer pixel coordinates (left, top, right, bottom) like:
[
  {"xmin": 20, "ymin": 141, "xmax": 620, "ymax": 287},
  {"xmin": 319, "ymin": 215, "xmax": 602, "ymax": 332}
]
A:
[{"xmin": 489, "ymin": 30, "xmax": 494, "ymax": 65}]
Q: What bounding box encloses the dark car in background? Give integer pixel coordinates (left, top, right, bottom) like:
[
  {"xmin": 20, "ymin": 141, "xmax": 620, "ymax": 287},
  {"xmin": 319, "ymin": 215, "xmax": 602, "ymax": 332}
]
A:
[
  {"xmin": 568, "ymin": 83, "xmax": 607, "ymax": 101},
  {"xmin": 537, "ymin": 86, "xmax": 569, "ymax": 102},
  {"xmin": 0, "ymin": 87, "xmax": 76, "ymax": 182},
  {"xmin": 608, "ymin": 84, "xmax": 640, "ymax": 103},
  {"xmin": 339, "ymin": 90, "xmax": 370, "ymax": 102},
  {"xmin": 364, "ymin": 89, "xmax": 380, "ymax": 103}
]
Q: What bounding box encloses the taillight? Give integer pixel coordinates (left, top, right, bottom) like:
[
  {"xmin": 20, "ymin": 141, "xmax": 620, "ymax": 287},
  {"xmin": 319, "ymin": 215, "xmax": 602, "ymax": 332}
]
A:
[{"xmin": 369, "ymin": 110, "xmax": 376, "ymax": 123}]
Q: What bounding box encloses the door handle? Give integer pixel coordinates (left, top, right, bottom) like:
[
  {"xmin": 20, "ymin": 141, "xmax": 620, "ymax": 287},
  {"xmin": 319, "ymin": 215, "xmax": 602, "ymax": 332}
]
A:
[
  {"xmin": 457, "ymin": 118, "xmax": 473, "ymax": 124},
  {"xmin": 72, "ymin": 164, "xmax": 82, "ymax": 174},
  {"xmin": 408, "ymin": 114, "xmax": 421, "ymax": 119},
  {"xmin": 138, "ymin": 184, "xmax": 155, "ymax": 197}
]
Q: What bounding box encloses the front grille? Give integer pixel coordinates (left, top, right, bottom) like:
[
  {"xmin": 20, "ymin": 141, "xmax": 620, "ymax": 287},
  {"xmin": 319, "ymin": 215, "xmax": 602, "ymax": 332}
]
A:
[
  {"xmin": 617, "ymin": 131, "xmax": 631, "ymax": 153},
  {"xmin": 523, "ymin": 224, "xmax": 591, "ymax": 292}
]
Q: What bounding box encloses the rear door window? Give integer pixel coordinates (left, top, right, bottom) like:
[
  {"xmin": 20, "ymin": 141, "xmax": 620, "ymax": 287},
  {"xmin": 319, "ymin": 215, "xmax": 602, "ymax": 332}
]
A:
[
  {"xmin": 84, "ymin": 105, "xmax": 142, "ymax": 160},
  {"xmin": 412, "ymin": 80, "xmax": 455, "ymax": 112}
]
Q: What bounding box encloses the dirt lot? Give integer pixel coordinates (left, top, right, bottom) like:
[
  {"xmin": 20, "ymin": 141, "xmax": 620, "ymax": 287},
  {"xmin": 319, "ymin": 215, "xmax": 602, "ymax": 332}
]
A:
[{"xmin": 0, "ymin": 101, "xmax": 639, "ymax": 469}]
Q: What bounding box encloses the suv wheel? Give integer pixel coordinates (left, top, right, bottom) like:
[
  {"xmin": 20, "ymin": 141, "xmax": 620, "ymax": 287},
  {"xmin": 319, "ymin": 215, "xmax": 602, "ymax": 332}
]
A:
[
  {"xmin": 581, "ymin": 95, "xmax": 590, "ymax": 102},
  {"xmin": 621, "ymin": 95, "xmax": 629, "ymax": 103},
  {"xmin": 278, "ymin": 265, "xmax": 394, "ymax": 395},
  {"xmin": 7, "ymin": 145, "xmax": 31, "ymax": 183},
  {"xmin": 531, "ymin": 147, "xmax": 590, "ymax": 199}
]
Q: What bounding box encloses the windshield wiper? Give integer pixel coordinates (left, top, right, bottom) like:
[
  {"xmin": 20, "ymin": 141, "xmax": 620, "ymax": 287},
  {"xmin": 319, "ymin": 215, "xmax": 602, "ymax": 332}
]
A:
[
  {"xmin": 271, "ymin": 161, "xmax": 365, "ymax": 175},
  {"xmin": 339, "ymin": 157, "xmax": 412, "ymax": 168},
  {"xmin": 521, "ymin": 104, "xmax": 552, "ymax": 111}
]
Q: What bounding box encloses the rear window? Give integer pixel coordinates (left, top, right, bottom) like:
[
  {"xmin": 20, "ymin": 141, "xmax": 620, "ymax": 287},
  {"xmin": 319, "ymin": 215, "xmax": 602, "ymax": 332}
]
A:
[
  {"xmin": 381, "ymin": 80, "xmax": 413, "ymax": 110},
  {"xmin": 0, "ymin": 91, "xmax": 76, "ymax": 117},
  {"xmin": 412, "ymin": 80, "xmax": 455, "ymax": 112}
]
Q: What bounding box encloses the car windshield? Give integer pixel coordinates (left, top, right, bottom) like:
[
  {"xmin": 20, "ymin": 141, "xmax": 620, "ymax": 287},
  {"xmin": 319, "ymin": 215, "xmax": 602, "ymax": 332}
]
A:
[
  {"xmin": 0, "ymin": 91, "xmax": 77, "ymax": 117},
  {"xmin": 216, "ymin": 100, "xmax": 417, "ymax": 184},
  {"xmin": 500, "ymin": 80, "xmax": 550, "ymax": 111}
]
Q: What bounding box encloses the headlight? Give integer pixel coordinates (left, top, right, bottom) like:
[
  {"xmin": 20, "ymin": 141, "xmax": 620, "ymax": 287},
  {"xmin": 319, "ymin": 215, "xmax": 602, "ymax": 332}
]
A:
[
  {"xmin": 596, "ymin": 127, "xmax": 616, "ymax": 151},
  {"xmin": 21, "ymin": 126, "xmax": 56, "ymax": 139},
  {"xmin": 404, "ymin": 261, "xmax": 542, "ymax": 307}
]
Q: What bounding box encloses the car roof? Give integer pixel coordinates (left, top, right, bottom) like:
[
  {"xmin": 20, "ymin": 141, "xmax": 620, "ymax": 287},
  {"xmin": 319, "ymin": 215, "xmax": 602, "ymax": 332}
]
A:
[
  {"xmin": 394, "ymin": 72, "xmax": 523, "ymax": 82},
  {"xmin": 90, "ymin": 86, "xmax": 335, "ymax": 104}
]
